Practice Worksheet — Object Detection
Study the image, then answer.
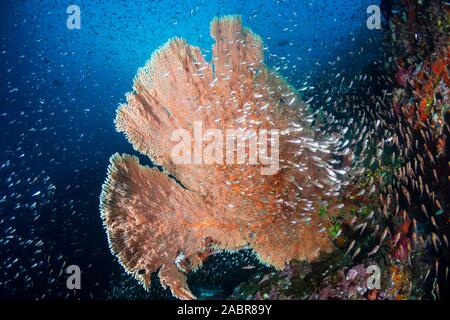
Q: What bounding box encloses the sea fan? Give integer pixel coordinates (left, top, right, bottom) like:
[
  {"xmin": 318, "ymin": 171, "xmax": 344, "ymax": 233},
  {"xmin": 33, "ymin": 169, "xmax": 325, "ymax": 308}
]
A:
[{"xmin": 100, "ymin": 16, "xmax": 345, "ymax": 299}]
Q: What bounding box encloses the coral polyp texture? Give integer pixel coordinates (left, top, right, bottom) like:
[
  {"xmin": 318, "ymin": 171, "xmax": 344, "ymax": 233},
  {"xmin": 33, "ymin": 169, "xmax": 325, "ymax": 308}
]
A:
[{"xmin": 100, "ymin": 16, "xmax": 344, "ymax": 299}]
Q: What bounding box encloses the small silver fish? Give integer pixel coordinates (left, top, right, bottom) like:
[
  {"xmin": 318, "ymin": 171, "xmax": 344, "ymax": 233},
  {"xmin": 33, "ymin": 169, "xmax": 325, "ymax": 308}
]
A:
[
  {"xmin": 345, "ymin": 240, "xmax": 356, "ymax": 256},
  {"xmin": 367, "ymin": 245, "xmax": 380, "ymax": 257}
]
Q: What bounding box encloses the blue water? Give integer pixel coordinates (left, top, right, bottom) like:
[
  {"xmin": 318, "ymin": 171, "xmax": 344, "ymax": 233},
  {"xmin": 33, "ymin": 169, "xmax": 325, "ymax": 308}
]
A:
[{"xmin": 0, "ymin": 0, "xmax": 381, "ymax": 299}]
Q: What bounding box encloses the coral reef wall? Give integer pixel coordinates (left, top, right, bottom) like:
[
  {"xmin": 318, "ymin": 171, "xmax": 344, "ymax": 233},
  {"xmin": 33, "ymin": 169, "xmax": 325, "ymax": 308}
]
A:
[{"xmin": 384, "ymin": 0, "xmax": 449, "ymax": 299}]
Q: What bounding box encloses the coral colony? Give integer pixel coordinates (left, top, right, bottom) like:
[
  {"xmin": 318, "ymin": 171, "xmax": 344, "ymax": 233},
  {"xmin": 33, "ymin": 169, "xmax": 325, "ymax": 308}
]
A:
[
  {"xmin": 101, "ymin": 1, "xmax": 449, "ymax": 301},
  {"xmin": 100, "ymin": 16, "xmax": 347, "ymax": 299}
]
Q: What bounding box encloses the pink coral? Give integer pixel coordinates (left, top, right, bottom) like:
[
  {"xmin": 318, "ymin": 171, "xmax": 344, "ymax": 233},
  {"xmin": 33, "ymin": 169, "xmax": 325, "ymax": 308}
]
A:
[
  {"xmin": 395, "ymin": 67, "xmax": 411, "ymax": 88},
  {"xmin": 100, "ymin": 16, "xmax": 342, "ymax": 299}
]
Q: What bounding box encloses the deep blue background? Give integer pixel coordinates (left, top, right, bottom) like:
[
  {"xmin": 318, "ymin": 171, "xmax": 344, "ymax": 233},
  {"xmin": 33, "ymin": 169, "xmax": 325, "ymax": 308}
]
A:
[{"xmin": 0, "ymin": 0, "xmax": 381, "ymax": 299}]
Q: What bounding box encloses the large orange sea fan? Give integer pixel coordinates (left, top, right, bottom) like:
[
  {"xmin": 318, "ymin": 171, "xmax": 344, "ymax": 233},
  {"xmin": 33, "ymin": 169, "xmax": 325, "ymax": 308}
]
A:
[{"xmin": 100, "ymin": 16, "xmax": 344, "ymax": 299}]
